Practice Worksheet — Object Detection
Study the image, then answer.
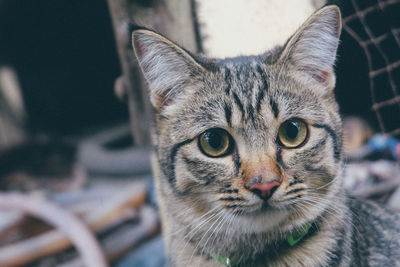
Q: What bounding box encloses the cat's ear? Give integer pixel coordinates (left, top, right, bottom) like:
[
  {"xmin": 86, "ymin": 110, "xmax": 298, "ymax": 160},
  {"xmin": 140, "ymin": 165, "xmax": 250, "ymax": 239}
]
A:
[
  {"xmin": 278, "ymin": 5, "xmax": 342, "ymax": 88},
  {"xmin": 132, "ymin": 29, "xmax": 205, "ymax": 110}
]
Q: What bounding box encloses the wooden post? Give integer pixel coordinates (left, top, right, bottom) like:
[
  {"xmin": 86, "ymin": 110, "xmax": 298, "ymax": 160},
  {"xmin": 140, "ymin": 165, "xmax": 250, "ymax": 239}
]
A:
[
  {"xmin": 0, "ymin": 67, "xmax": 26, "ymax": 149},
  {"xmin": 107, "ymin": 0, "xmax": 148, "ymax": 145},
  {"xmin": 107, "ymin": 0, "xmax": 199, "ymax": 146}
]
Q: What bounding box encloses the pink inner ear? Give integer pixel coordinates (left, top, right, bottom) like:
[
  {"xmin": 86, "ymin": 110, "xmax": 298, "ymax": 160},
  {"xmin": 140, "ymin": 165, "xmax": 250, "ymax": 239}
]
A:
[
  {"xmin": 302, "ymin": 66, "xmax": 332, "ymax": 86},
  {"xmin": 133, "ymin": 36, "xmax": 147, "ymax": 63},
  {"xmin": 133, "ymin": 36, "xmax": 157, "ymax": 82},
  {"xmin": 154, "ymin": 89, "xmax": 173, "ymax": 108},
  {"xmin": 314, "ymin": 70, "xmax": 332, "ymax": 85}
]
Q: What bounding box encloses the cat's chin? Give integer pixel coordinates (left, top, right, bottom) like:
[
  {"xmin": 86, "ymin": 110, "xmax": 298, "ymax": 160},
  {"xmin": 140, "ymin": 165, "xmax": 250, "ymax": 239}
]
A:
[{"xmin": 233, "ymin": 206, "xmax": 289, "ymax": 234}]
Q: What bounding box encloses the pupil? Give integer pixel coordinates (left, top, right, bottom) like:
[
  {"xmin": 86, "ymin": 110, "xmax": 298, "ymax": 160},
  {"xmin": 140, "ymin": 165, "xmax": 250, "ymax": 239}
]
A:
[
  {"xmin": 207, "ymin": 131, "xmax": 223, "ymax": 149},
  {"xmin": 286, "ymin": 121, "xmax": 299, "ymax": 140}
]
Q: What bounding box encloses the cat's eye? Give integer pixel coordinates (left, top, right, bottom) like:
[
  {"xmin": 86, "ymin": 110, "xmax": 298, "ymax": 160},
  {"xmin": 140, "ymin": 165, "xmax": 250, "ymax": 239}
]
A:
[
  {"xmin": 278, "ymin": 119, "xmax": 308, "ymax": 148},
  {"xmin": 198, "ymin": 128, "xmax": 232, "ymax": 157}
]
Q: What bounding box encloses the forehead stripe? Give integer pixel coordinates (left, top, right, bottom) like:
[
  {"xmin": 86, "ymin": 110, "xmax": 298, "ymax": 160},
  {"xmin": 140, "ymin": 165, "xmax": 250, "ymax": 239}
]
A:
[
  {"xmin": 232, "ymin": 91, "xmax": 245, "ymax": 117},
  {"xmin": 255, "ymin": 65, "xmax": 269, "ymax": 113},
  {"xmin": 224, "ymin": 68, "xmax": 232, "ymax": 95},
  {"xmin": 269, "ymin": 98, "xmax": 279, "ymax": 118},
  {"xmin": 224, "ymin": 102, "xmax": 232, "ymax": 127}
]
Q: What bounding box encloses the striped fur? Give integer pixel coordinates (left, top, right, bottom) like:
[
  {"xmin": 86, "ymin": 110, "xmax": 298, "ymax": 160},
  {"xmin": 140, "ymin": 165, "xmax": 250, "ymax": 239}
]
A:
[{"xmin": 132, "ymin": 6, "xmax": 400, "ymax": 267}]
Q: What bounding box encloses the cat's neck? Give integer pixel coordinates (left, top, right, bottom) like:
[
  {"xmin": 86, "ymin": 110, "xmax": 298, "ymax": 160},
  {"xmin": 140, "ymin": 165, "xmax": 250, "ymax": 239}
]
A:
[{"xmin": 171, "ymin": 192, "xmax": 350, "ymax": 265}]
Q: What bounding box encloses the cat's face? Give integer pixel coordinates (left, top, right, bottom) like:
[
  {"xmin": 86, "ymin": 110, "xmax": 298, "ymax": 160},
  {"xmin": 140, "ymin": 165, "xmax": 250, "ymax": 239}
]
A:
[{"xmin": 133, "ymin": 6, "xmax": 342, "ymax": 232}]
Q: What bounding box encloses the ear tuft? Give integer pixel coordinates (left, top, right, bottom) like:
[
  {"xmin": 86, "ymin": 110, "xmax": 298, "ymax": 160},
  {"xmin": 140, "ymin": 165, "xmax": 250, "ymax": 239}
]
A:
[
  {"xmin": 279, "ymin": 5, "xmax": 342, "ymax": 88},
  {"xmin": 132, "ymin": 30, "xmax": 204, "ymax": 110}
]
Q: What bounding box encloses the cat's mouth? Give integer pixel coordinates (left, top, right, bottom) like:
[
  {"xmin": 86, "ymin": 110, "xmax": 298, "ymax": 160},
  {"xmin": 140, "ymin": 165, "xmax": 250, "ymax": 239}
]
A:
[
  {"xmin": 224, "ymin": 203, "xmax": 290, "ymax": 233},
  {"xmin": 222, "ymin": 199, "xmax": 281, "ymax": 215}
]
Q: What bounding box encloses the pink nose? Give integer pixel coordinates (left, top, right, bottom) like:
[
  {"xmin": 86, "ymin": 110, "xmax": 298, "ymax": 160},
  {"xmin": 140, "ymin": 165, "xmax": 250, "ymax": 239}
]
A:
[{"xmin": 248, "ymin": 181, "xmax": 281, "ymax": 200}]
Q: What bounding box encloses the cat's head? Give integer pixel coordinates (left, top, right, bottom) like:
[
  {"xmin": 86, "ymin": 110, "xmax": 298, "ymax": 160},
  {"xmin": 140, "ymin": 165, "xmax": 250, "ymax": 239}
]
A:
[{"xmin": 133, "ymin": 6, "xmax": 343, "ymax": 232}]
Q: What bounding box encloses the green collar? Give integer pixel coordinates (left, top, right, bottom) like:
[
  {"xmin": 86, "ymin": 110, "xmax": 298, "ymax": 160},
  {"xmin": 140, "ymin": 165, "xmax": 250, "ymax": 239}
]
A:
[
  {"xmin": 211, "ymin": 222, "xmax": 313, "ymax": 266},
  {"xmin": 211, "ymin": 253, "xmax": 241, "ymax": 266},
  {"xmin": 287, "ymin": 222, "xmax": 313, "ymax": 246}
]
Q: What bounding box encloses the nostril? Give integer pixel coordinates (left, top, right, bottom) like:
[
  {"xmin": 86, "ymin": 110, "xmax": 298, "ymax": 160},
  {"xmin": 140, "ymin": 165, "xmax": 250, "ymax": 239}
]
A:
[{"xmin": 248, "ymin": 181, "xmax": 281, "ymax": 200}]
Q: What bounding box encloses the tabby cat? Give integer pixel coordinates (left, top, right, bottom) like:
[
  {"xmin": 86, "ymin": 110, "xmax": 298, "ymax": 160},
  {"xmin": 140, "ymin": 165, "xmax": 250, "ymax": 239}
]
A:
[{"xmin": 132, "ymin": 5, "xmax": 400, "ymax": 267}]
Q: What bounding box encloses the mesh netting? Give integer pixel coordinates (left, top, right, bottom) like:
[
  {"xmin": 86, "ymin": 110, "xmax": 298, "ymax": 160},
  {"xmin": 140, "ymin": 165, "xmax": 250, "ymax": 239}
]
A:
[{"xmin": 338, "ymin": 0, "xmax": 400, "ymax": 137}]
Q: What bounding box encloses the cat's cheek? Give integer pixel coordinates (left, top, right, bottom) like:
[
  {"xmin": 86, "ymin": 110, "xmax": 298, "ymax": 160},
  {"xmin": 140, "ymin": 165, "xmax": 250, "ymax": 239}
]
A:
[
  {"xmin": 174, "ymin": 163, "xmax": 211, "ymax": 193},
  {"xmin": 173, "ymin": 154, "xmax": 233, "ymax": 194}
]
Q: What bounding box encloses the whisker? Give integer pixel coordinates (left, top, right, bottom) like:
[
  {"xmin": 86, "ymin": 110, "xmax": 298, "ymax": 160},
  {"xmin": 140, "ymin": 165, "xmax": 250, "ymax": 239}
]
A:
[
  {"xmin": 177, "ymin": 208, "xmax": 223, "ymax": 261},
  {"xmin": 172, "ymin": 206, "xmax": 220, "ymax": 236},
  {"xmin": 199, "ymin": 211, "xmax": 230, "ymax": 259},
  {"xmin": 188, "ymin": 210, "xmax": 225, "ymax": 264},
  {"xmin": 300, "ymin": 197, "xmax": 350, "ymax": 228},
  {"xmin": 300, "ymin": 195, "xmax": 360, "ymax": 235},
  {"xmin": 223, "ymin": 211, "xmax": 237, "ymax": 241},
  {"xmin": 307, "ymin": 162, "xmax": 346, "ymax": 192}
]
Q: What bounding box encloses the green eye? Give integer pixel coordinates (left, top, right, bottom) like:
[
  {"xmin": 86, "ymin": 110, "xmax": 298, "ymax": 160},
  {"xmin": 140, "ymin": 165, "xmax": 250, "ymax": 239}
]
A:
[
  {"xmin": 198, "ymin": 128, "xmax": 232, "ymax": 157},
  {"xmin": 278, "ymin": 119, "xmax": 308, "ymax": 148}
]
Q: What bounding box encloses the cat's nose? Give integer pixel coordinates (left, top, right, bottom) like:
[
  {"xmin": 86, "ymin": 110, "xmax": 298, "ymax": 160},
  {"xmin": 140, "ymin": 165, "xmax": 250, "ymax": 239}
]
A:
[{"xmin": 247, "ymin": 181, "xmax": 281, "ymax": 200}]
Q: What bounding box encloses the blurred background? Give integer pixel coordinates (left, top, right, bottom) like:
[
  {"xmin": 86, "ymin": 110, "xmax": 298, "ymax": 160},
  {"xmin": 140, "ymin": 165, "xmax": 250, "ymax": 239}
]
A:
[{"xmin": 0, "ymin": 0, "xmax": 399, "ymax": 266}]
